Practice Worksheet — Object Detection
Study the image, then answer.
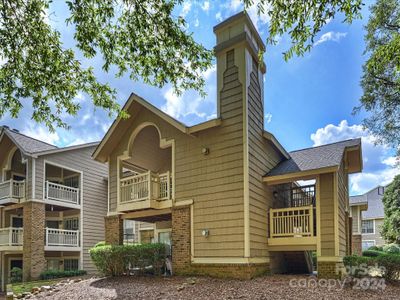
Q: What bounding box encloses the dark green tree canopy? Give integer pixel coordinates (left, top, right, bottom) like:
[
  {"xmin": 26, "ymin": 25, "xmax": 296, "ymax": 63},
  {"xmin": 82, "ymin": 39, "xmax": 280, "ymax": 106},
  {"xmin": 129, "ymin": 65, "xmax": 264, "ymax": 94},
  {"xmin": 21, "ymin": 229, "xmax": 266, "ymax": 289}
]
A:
[
  {"xmin": 354, "ymin": 0, "xmax": 400, "ymax": 155},
  {"xmin": 381, "ymin": 175, "xmax": 400, "ymax": 243}
]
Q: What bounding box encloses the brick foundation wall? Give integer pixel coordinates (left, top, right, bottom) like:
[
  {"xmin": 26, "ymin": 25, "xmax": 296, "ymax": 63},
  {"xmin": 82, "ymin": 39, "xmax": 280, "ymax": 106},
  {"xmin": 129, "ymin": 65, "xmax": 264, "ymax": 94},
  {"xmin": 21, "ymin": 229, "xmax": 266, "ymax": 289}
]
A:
[
  {"xmin": 172, "ymin": 206, "xmax": 191, "ymax": 273},
  {"xmin": 352, "ymin": 234, "xmax": 362, "ymax": 256},
  {"xmin": 317, "ymin": 261, "xmax": 344, "ymax": 279},
  {"xmin": 104, "ymin": 215, "xmax": 123, "ymax": 245},
  {"xmin": 23, "ymin": 201, "xmax": 46, "ymax": 281},
  {"xmin": 188, "ymin": 263, "xmax": 270, "ymax": 279}
]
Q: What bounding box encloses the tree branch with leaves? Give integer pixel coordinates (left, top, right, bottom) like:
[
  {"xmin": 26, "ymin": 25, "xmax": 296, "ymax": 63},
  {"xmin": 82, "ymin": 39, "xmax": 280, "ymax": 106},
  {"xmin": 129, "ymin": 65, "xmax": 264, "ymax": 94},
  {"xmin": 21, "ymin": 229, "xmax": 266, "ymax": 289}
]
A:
[{"xmin": 0, "ymin": 0, "xmax": 212, "ymax": 131}]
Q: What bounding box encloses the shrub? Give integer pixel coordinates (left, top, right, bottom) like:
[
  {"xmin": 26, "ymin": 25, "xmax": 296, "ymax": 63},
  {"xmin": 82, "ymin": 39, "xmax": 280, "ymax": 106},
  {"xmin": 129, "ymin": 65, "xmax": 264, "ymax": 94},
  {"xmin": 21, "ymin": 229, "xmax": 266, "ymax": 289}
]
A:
[
  {"xmin": 343, "ymin": 255, "xmax": 375, "ymax": 277},
  {"xmin": 10, "ymin": 267, "xmax": 22, "ymax": 283},
  {"xmin": 94, "ymin": 241, "xmax": 106, "ymax": 248},
  {"xmin": 89, "ymin": 243, "xmax": 167, "ymax": 276},
  {"xmin": 362, "ymin": 250, "xmax": 384, "ymax": 257},
  {"xmin": 376, "ymin": 253, "xmax": 400, "ymax": 281},
  {"xmin": 368, "ymin": 245, "xmax": 384, "ymax": 251},
  {"xmin": 383, "ymin": 243, "xmax": 400, "ymax": 254},
  {"xmin": 39, "ymin": 269, "xmax": 87, "ymax": 280}
]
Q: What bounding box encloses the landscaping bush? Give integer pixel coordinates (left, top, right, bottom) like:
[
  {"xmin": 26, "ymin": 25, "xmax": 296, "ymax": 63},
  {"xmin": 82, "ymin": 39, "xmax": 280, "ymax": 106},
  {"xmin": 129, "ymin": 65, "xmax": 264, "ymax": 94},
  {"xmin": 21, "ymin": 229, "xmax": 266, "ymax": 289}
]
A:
[
  {"xmin": 89, "ymin": 243, "xmax": 167, "ymax": 276},
  {"xmin": 344, "ymin": 253, "xmax": 400, "ymax": 281},
  {"xmin": 39, "ymin": 269, "xmax": 87, "ymax": 280},
  {"xmin": 376, "ymin": 253, "xmax": 400, "ymax": 281},
  {"xmin": 383, "ymin": 243, "xmax": 400, "ymax": 254},
  {"xmin": 94, "ymin": 241, "xmax": 106, "ymax": 247},
  {"xmin": 362, "ymin": 249, "xmax": 384, "ymax": 257},
  {"xmin": 368, "ymin": 245, "xmax": 384, "ymax": 251},
  {"xmin": 10, "ymin": 267, "xmax": 22, "ymax": 283}
]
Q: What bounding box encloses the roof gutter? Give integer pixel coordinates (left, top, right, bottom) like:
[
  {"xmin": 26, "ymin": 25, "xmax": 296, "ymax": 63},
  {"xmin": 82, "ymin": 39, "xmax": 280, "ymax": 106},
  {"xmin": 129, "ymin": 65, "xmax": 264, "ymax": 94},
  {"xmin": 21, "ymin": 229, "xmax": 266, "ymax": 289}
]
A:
[{"xmin": 263, "ymin": 165, "xmax": 339, "ymax": 185}]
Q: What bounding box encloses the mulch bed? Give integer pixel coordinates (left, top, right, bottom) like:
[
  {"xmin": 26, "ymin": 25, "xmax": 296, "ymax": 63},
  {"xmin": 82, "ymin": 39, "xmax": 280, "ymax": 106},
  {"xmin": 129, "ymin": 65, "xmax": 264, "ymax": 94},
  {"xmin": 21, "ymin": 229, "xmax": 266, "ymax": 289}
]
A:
[{"xmin": 29, "ymin": 275, "xmax": 400, "ymax": 299}]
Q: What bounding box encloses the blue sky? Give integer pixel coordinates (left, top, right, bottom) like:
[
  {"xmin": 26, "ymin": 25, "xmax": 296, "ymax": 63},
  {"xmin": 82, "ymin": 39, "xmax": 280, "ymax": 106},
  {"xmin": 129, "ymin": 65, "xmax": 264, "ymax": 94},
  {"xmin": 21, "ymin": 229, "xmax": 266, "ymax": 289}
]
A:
[{"xmin": 1, "ymin": 0, "xmax": 399, "ymax": 195}]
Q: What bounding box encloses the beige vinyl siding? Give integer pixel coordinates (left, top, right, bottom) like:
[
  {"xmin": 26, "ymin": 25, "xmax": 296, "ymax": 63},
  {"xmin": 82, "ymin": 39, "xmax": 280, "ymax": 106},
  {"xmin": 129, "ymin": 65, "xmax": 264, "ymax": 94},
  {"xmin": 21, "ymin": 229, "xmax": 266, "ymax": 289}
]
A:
[
  {"xmin": 178, "ymin": 50, "xmax": 244, "ymax": 257},
  {"xmin": 247, "ymin": 60, "xmax": 282, "ymax": 257},
  {"xmin": 351, "ymin": 206, "xmax": 359, "ymax": 233},
  {"xmin": 362, "ymin": 218, "xmax": 386, "ymax": 246},
  {"xmin": 337, "ymin": 160, "xmax": 348, "ymax": 256},
  {"xmin": 34, "ymin": 146, "xmax": 108, "ymax": 273},
  {"xmin": 319, "ymin": 173, "xmax": 335, "ymax": 256},
  {"xmin": 108, "ymin": 49, "xmax": 246, "ymax": 257}
]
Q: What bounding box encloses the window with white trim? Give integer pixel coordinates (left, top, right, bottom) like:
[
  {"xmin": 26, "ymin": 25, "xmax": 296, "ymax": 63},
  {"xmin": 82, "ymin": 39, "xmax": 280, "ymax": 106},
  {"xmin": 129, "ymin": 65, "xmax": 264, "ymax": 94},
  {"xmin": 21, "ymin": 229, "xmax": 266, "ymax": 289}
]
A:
[
  {"xmin": 64, "ymin": 218, "xmax": 79, "ymax": 230},
  {"xmin": 362, "ymin": 240, "xmax": 376, "ymax": 251},
  {"xmin": 362, "ymin": 220, "xmax": 374, "ymax": 234},
  {"xmin": 47, "ymin": 259, "xmax": 60, "ymax": 271},
  {"xmin": 64, "ymin": 259, "xmax": 79, "ymax": 271}
]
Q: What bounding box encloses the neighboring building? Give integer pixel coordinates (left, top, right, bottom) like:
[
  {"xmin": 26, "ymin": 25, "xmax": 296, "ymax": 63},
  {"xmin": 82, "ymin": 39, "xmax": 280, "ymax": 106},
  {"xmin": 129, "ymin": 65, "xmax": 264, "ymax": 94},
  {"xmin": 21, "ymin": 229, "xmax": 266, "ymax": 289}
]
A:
[
  {"xmin": 0, "ymin": 126, "xmax": 107, "ymax": 290},
  {"xmin": 93, "ymin": 12, "xmax": 363, "ymax": 279},
  {"xmin": 350, "ymin": 186, "xmax": 386, "ymax": 251},
  {"xmin": 349, "ymin": 198, "xmax": 368, "ymax": 255}
]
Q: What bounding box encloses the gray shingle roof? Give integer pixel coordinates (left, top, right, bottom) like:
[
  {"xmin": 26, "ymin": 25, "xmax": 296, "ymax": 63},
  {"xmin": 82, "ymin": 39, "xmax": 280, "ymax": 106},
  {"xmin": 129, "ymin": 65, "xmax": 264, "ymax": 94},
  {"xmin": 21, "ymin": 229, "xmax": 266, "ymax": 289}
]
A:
[
  {"xmin": 266, "ymin": 138, "xmax": 361, "ymax": 177},
  {"xmin": 350, "ymin": 186, "xmax": 385, "ymax": 219},
  {"xmin": 1, "ymin": 126, "xmax": 57, "ymax": 155}
]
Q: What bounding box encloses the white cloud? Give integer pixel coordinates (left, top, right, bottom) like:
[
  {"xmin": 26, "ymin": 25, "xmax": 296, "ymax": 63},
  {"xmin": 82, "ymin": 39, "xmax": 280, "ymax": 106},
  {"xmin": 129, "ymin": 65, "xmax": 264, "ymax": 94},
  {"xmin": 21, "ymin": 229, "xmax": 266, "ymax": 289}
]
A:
[
  {"xmin": 201, "ymin": 1, "xmax": 210, "ymax": 12},
  {"xmin": 22, "ymin": 123, "xmax": 60, "ymax": 146},
  {"xmin": 225, "ymin": 0, "xmax": 270, "ymax": 30},
  {"xmin": 310, "ymin": 120, "xmax": 400, "ymax": 195},
  {"xmin": 215, "ymin": 12, "xmax": 223, "ymax": 22},
  {"xmin": 194, "ymin": 18, "xmax": 199, "ymax": 27},
  {"xmin": 264, "ymin": 113, "xmax": 272, "ymax": 124},
  {"xmin": 161, "ymin": 65, "xmax": 216, "ymax": 121},
  {"xmin": 181, "ymin": 1, "xmax": 192, "ymax": 18},
  {"xmin": 314, "ymin": 31, "xmax": 347, "ymax": 47}
]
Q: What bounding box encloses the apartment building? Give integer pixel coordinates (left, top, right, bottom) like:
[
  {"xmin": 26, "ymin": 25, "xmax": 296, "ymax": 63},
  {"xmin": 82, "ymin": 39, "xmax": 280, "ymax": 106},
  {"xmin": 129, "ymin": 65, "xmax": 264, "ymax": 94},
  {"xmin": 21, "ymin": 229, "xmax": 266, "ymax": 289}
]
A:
[
  {"xmin": 350, "ymin": 186, "xmax": 386, "ymax": 251},
  {"xmin": 93, "ymin": 12, "xmax": 363, "ymax": 279},
  {"xmin": 0, "ymin": 126, "xmax": 107, "ymax": 289}
]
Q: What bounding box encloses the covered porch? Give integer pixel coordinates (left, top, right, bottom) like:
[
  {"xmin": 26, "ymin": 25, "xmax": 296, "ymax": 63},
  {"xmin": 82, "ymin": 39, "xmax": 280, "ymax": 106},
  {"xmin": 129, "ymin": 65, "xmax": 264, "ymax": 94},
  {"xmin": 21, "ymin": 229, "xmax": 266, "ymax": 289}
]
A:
[
  {"xmin": 268, "ymin": 182, "xmax": 317, "ymax": 251},
  {"xmin": 44, "ymin": 163, "xmax": 81, "ymax": 208},
  {"xmin": 117, "ymin": 125, "xmax": 173, "ymax": 212},
  {"xmin": 0, "ymin": 149, "xmax": 26, "ymax": 205}
]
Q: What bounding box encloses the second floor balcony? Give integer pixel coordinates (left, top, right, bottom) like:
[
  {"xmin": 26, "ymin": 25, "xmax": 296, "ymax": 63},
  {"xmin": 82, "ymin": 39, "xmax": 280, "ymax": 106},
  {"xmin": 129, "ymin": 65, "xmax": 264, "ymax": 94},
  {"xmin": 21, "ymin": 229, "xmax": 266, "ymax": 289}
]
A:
[
  {"xmin": 118, "ymin": 171, "xmax": 172, "ymax": 211},
  {"xmin": 0, "ymin": 227, "xmax": 23, "ymax": 251},
  {"xmin": 0, "ymin": 180, "xmax": 25, "ymax": 205},
  {"xmin": 45, "ymin": 181, "xmax": 80, "ymax": 207},
  {"xmin": 268, "ymin": 184, "xmax": 317, "ymax": 250},
  {"xmin": 44, "ymin": 228, "xmax": 81, "ymax": 251}
]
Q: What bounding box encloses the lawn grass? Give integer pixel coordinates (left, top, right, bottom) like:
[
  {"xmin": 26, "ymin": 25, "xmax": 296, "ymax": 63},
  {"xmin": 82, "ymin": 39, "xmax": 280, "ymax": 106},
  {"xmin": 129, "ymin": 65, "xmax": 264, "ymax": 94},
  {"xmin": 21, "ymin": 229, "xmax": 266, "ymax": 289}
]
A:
[{"xmin": 11, "ymin": 279, "xmax": 58, "ymax": 295}]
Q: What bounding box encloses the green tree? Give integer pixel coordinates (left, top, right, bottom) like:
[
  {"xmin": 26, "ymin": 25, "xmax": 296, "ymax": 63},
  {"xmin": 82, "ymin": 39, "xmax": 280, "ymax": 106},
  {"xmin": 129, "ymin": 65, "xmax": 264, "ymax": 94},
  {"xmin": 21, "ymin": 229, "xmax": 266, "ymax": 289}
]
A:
[
  {"xmin": 244, "ymin": 0, "xmax": 363, "ymax": 60},
  {"xmin": 0, "ymin": 0, "xmax": 212, "ymax": 130},
  {"xmin": 0, "ymin": 0, "xmax": 364, "ymax": 130},
  {"xmin": 381, "ymin": 175, "xmax": 400, "ymax": 243},
  {"xmin": 354, "ymin": 0, "xmax": 400, "ymax": 156}
]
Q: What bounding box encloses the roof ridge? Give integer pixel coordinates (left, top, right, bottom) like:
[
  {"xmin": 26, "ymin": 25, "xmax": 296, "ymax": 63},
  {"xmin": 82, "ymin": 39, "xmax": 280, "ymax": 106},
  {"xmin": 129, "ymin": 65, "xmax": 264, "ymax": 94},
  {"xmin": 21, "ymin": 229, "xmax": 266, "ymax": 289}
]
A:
[
  {"xmin": 33, "ymin": 141, "xmax": 99, "ymax": 155},
  {"xmin": 2, "ymin": 126, "xmax": 58, "ymax": 149},
  {"xmin": 289, "ymin": 138, "xmax": 361, "ymax": 154}
]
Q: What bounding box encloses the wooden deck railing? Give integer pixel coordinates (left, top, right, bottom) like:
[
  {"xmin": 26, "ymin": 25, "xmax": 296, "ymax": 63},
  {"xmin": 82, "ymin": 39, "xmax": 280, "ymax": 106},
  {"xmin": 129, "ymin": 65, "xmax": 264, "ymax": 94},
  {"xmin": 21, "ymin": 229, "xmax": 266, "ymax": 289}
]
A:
[
  {"xmin": 45, "ymin": 181, "xmax": 80, "ymax": 205},
  {"xmin": 269, "ymin": 205, "xmax": 314, "ymax": 238},
  {"xmin": 0, "ymin": 228, "xmax": 23, "ymax": 246},
  {"xmin": 120, "ymin": 171, "xmax": 172, "ymax": 203},
  {"xmin": 0, "ymin": 180, "xmax": 25, "ymax": 200},
  {"xmin": 45, "ymin": 228, "xmax": 80, "ymax": 247}
]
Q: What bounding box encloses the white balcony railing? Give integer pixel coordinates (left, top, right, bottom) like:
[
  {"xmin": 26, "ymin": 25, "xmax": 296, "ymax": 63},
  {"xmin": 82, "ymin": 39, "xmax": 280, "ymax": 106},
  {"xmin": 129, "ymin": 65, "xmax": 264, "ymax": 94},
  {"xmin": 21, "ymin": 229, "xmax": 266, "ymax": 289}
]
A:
[
  {"xmin": 0, "ymin": 228, "xmax": 23, "ymax": 246},
  {"xmin": 45, "ymin": 228, "xmax": 79, "ymax": 247},
  {"xmin": 269, "ymin": 205, "xmax": 314, "ymax": 238},
  {"xmin": 0, "ymin": 180, "xmax": 25, "ymax": 200},
  {"xmin": 45, "ymin": 181, "xmax": 80, "ymax": 205},
  {"xmin": 120, "ymin": 171, "xmax": 172, "ymax": 203}
]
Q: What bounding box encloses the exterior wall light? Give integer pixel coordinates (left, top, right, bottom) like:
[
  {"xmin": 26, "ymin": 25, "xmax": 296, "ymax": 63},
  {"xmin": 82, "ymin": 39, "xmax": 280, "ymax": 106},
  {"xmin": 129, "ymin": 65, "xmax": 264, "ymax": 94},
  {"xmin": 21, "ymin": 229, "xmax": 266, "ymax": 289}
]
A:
[
  {"xmin": 201, "ymin": 147, "xmax": 210, "ymax": 155},
  {"xmin": 201, "ymin": 229, "xmax": 209, "ymax": 237}
]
